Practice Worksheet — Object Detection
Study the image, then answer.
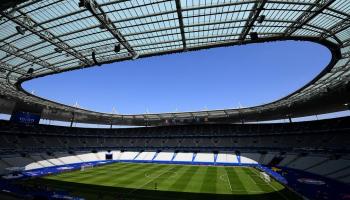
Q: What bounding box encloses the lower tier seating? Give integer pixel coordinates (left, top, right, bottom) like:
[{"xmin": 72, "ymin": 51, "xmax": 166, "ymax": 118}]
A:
[{"xmin": 0, "ymin": 150, "xmax": 348, "ymax": 185}]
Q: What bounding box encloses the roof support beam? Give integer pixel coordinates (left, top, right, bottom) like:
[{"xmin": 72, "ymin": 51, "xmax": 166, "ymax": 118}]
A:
[
  {"xmin": 0, "ymin": 41, "xmax": 58, "ymax": 72},
  {"xmin": 343, "ymin": 52, "xmax": 350, "ymax": 59},
  {"xmin": 284, "ymin": 0, "xmax": 335, "ymax": 36},
  {"xmin": 0, "ymin": 0, "xmax": 27, "ymax": 12},
  {"xmin": 344, "ymin": 39, "xmax": 350, "ymax": 47},
  {"xmin": 320, "ymin": 16, "xmax": 350, "ymax": 45},
  {"xmin": 33, "ymin": 0, "xmax": 255, "ymax": 29},
  {"xmin": 80, "ymin": 0, "xmax": 138, "ymax": 59},
  {"xmin": 175, "ymin": 0, "xmax": 187, "ymax": 50},
  {"xmin": 239, "ymin": 0, "xmax": 267, "ymax": 41},
  {"xmin": 0, "ymin": 10, "xmax": 92, "ymax": 67},
  {"xmin": 9, "ymin": 19, "xmax": 301, "ymax": 66},
  {"xmin": 0, "ymin": 61, "xmax": 26, "ymax": 76}
]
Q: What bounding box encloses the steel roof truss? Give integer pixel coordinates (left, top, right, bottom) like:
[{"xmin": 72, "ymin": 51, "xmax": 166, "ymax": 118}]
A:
[
  {"xmin": 175, "ymin": 0, "xmax": 186, "ymax": 50},
  {"xmin": 80, "ymin": 0, "xmax": 138, "ymax": 59},
  {"xmin": 0, "ymin": 10, "xmax": 92, "ymax": 67},
  {"xmin": 0, "ymin": 41, "xmax": 58, "ymax": 73},
  {"xmin": 284, "ymin": 0, "xmax": 335, "ymax": 36},
  {"xmin": 239, "ymin": 0, "xmax": 267, "ymax": 41}
]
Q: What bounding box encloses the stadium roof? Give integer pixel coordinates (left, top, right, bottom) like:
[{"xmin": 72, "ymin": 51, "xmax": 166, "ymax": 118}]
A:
[{"xmin": 0, "ymin": 0, "xmax": 350, "ymax": 126}]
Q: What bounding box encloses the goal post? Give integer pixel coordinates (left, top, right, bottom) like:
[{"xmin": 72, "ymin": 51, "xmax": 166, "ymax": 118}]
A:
[
  {"xmin": 260, "ymin": 172, "xmax": 271, "ymax": 183},
  {"xmin": 81, "ymin": 164, "xmax": 94, "ymax": 171}
]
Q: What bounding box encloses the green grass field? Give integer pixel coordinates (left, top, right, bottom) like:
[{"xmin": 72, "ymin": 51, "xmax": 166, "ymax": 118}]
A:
[{"xmin": 22, "ymin": 162, "xmax": 302, "ymax": 200}]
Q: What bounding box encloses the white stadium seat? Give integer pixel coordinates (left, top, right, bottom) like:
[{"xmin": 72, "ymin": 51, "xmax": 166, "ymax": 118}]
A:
[
  {"xmin": 153, "ymin": 152, "xmax": 174, "ymax": 161},
  {"xmin": 194, "ymin": 153, "xmax": 214, "ymax": 162},
  {"xmin": 173, "ymin": 153, "xmax": 193, "ymax": 162},
  {"xmin": 134, "ymin": 152, "xmax": 156, "ymax": 161},
  {"xmin": 216, "ymin": 153, "xmax": 238, "ymax": 163}
]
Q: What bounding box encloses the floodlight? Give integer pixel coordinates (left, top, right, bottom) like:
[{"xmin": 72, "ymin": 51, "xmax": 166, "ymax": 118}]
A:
[
  {"xmin": 250, "ymin": 32, "xmax": 258, "ymax": 40},
  {"xmin": 78, "ymin": 0, "xmax": 85, "ymax": 7},
  {"xmin": 92, "ymin": 51, "xmax": 101, "ymax": 66},
  {"xmin": 114, "ymin": 43, "xmax": 121, "ymax": 53},
  {"xmin": 54, "ymin": 48, "xmax": 62, "ymax": 53},
  {"xmin": 257, "ymin": 15, "xmax": 265, "ymax": 23},
  {"xmin": 27, "ymin": 68, "xmax": 34, "ymax": 74},
  {"xmin": 15, "ymin": 26, "xmax": 25, "ymax": 35}
]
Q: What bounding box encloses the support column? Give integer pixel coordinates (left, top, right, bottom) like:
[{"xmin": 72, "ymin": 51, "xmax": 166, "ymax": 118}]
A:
[{"xmin": 70, "ymin": 112, "xmax": 75, "ymax": 127}]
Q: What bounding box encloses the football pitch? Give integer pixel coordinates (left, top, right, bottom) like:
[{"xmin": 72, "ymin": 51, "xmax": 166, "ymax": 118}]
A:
[{"xmin": 23, "ymin": 162, "xmax": 302, "ymax": 200}]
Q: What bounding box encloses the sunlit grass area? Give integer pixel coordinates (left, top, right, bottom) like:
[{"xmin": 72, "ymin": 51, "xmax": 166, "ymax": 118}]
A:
[{"xmin": 21, "ymin": 163, "xmax": 302, "ymax": 200}]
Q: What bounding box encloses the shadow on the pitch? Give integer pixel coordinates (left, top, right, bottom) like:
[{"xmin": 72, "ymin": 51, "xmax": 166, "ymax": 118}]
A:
[{"xmin": 21, "ymin": 178, "xmax": 302, "ymax": 200}]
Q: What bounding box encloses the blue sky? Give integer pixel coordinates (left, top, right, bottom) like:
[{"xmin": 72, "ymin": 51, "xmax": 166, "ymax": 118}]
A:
[{"xmin": 23, "ymin": 41, "xmax": 332, "ymax": 115}]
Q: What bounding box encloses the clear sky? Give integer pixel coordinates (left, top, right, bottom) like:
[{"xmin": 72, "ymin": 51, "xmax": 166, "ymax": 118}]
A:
[{"xmin": 23, "ymin": 40, "xmax": 332, "ymax": 115}]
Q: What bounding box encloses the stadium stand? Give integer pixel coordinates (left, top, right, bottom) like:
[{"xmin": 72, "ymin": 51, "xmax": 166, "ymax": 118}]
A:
[
  {"xmin": 119, "ymin": 151, "xmax": 139, "ymax": 160},
  {"xmin": 0, "ymin": 116, "xmax": 349, "ymax": 152},
  {"xmin": 56, "ymin": 154, "xmax": 81, "ymax": 165},
  {"xmin": 260, "ymin": 152, "xmax": 278, "ymax": 165},
  {"xmin": 0, "ymin": 117, "xmax": 349, "ymax": 185},
  {"xmin": 216, "ymin": 153, "xmax": 239, "ymax": 163},
  {"xmin": 173, "ymin": 152, "xmax": 193, "ymax": 162},
  {"xmin": 240, "ymin": 155, "xmax": 259, "ymax": 164},
  {"xmin": 41, "ymin": 154, "xmax": 64, "ymax": 166},
  {"xmin": 193, "ymin": 153, "xmax": 214, "ymax": 163},
  {"xmin": 153, "ymin": 152, "xmax": 174, "ymax": 161},
  {"xmin": 96, "ymin": 151, "xmax": 107, "ymax": 160},
  {"xmin": 241, "ymin": 153, "xmax": 260, "ymax": 164},
  {"xmin": 76, "ymin": 152, "xmax": 98, "ymax": 162},
  {"xmin": 0, "ymin": 0, "xmax": 349, "ymax": 198},
  {"xmin": 307, "ymin": 159, "xmax": 350, "ymax": 176},
  {"xmin": 134, "ymin": 152, "xmax": 156, "ymax": 161},
  {"xmin": 111, "ymin": 150, "xmax": 121, "ymax": 160},
  {"xmin": 0, "ymin": 117, "xmax": 349, "ymax": 200}
]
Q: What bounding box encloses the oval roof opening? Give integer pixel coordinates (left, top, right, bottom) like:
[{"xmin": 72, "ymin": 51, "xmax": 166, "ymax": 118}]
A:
[{"xmin": 23, "ymin": 40, "xmax": 331, "ymax": 114}]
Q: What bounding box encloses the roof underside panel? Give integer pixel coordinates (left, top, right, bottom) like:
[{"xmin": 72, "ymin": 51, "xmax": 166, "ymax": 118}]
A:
[{"xmin": 0, "ymin": 0, "xmax": 349, "ymax": 125}]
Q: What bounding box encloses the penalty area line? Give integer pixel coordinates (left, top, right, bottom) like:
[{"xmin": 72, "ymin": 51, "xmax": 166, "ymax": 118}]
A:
[
  {"xmin": 251, "ymin": 168, "xmax": 289, "ymax": 200},
  {"xmin": 223, "ymin": 169, "xmax": 233, "ymax": 192},
  {"xmin": 220, "ymin": 171, "xmax": 264, "ymax": 193},
  {"xmin": 126, "ymin": 165, "xmax": 177, "ymax": 196}
]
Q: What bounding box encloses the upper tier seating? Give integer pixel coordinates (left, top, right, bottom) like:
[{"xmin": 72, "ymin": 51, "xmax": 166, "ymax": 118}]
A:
[
  {"xmin": 0, "ymin": 117, "xmax": 349, "ymax": 154},
  {"xmin": 0, "ymin": 150, "xmax": 347, "ymax": 184}
]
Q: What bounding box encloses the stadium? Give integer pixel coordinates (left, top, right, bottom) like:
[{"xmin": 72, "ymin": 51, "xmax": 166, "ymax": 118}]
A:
[{"xmin": 0, "ymin": 0, "xmax": 350, "ymax": 199}]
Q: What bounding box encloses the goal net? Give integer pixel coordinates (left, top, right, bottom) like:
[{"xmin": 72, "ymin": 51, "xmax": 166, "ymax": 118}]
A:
[
  {"xmin": 81, "ymin": 164, "xmax": 94, "ymax": 171},
  {"xmin": 260, "ymin": 172, "xmax": 271, "ymax": 183}
]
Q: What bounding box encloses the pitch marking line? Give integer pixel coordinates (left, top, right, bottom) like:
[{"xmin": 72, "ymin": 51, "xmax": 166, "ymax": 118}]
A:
[
  {"xmin": 219, "ymin": 174, "xmax": 264, "ymax": 193},
  {"xmin": 249, "ymin": 174, "xmax": 270, "ymax": 186},
  {"xmin": 223, "ymin": 169, "xmax": 233, "ymax": 192},
  {"xmin": 251, "ymin": 168, "xmax": 289, "ymax": 200},
  {"xmin": 127, "ymin": 165, "xmax": 177, "ymax": 195},
  {"xmin": 246, "ymin": 170, "xmax": 259, "ymax": 186}
]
